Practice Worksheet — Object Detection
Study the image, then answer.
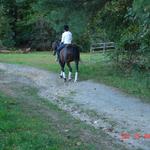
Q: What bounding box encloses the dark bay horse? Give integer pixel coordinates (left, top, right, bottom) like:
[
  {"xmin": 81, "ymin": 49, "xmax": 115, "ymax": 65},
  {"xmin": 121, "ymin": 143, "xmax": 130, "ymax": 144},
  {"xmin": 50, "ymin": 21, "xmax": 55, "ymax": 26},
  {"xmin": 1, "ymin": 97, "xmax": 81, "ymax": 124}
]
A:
[{"xmin": 52, "ymin": 41, "xmax": 80, "ymax": 82}]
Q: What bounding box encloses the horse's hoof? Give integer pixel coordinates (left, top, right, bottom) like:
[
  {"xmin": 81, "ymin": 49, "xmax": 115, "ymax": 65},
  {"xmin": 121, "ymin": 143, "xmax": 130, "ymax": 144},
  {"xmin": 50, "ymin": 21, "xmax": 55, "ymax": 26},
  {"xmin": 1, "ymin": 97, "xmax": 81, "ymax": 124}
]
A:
[
  {"xmin": 74, "ymin": 80, "xmax": 78, "ymax": 83},
  {"xmin": 59, "ymin": 75, "xmax": 63, "ymax": 78},
  {"xmin": 68, "ymin": 78, "xmax": 72, "ymax": 82},
  {"xmin": 64, "ymin": 78, "xmax": 67, "ymax": 82}
]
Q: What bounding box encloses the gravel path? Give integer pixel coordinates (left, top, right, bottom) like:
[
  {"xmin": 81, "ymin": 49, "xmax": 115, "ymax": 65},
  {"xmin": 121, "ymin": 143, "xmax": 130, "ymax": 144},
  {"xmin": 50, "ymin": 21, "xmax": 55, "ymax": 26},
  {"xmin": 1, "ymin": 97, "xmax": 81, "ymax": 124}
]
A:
[{"xmin": 0, "ymin": 63, "xmax": 150, "ymax": 150}]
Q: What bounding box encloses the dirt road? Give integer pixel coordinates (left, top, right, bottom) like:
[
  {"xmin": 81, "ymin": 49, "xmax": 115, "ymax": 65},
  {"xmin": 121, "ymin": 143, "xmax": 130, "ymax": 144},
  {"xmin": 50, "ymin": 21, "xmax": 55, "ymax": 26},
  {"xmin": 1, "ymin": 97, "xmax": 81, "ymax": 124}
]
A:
[{"xmin": 0, "ymin": 63, "xmax": 149, "ymax": 150}]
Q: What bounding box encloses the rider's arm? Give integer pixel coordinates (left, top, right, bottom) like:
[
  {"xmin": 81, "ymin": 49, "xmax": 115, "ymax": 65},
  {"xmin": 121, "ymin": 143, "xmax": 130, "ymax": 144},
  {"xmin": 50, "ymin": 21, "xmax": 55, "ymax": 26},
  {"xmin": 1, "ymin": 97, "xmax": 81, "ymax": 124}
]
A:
[
  {"xmin": 61, "ymin": 33, "xmax": 64, "ymax": 44},
  {"xmin": 70, "ymin": 32, "xmax": 72, "ymax": 43}
]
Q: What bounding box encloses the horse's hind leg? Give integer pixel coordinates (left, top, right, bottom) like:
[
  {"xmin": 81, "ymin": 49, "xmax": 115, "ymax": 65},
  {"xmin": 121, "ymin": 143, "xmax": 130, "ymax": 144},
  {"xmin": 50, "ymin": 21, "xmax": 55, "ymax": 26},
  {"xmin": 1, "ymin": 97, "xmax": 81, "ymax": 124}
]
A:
[
  {"xmin": 61, "ymin": 62, "xmax": 66, "ymax": 82},
  {"xmin": 58, "ymin": 59, "xmax": 63, "ymax": 78},
  {"xmin": 59, "ymin": 68, "xmax": 63, "ymax": 79},
  {"xmin": 74, "ymin": 61, "xmax": 79, "ymax": 82},
  {"xmin": 67, "ymin": 62, "xmax": 72, "ymax": 81}
]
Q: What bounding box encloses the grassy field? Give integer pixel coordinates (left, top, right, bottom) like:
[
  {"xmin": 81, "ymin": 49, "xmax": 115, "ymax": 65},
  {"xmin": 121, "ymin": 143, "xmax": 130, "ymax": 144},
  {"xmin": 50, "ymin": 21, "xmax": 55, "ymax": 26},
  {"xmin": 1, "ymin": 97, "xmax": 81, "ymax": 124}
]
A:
[{"xmin": 0, "ymin": 52, "xmax": 149, "ymax": 100}]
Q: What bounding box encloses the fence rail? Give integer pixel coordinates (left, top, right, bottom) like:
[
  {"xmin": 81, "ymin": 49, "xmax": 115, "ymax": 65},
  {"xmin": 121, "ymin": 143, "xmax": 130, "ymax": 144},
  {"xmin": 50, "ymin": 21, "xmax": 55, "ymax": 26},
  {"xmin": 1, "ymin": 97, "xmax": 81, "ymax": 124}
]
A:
[{"xmin": 90, "ymin": 42, "xmax": 115, "ymax": 53}]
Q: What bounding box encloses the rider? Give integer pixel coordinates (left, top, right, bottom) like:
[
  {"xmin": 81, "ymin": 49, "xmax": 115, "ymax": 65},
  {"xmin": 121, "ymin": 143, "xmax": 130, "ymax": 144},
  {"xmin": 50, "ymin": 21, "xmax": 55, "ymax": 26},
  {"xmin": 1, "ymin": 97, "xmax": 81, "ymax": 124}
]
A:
[{"xmin": 57, "ymin": 25, "xmax": 72, "ymax": 54}]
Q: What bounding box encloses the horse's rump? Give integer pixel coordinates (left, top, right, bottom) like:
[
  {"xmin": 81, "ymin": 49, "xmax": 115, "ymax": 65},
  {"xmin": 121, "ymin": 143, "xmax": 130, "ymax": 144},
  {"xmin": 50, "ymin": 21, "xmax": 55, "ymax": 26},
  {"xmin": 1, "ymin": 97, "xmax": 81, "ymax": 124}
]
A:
[{"xmin": 60, "ymin": 44, "xmax": 80, "ymax": 63}]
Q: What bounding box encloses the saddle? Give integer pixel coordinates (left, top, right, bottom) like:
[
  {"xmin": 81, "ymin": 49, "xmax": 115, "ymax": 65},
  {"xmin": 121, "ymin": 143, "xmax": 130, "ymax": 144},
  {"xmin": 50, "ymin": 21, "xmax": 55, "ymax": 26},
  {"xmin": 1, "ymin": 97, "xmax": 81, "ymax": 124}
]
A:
[{"xmin": 65, "ymin": 44, "xmax": 72, "ymax": 48}]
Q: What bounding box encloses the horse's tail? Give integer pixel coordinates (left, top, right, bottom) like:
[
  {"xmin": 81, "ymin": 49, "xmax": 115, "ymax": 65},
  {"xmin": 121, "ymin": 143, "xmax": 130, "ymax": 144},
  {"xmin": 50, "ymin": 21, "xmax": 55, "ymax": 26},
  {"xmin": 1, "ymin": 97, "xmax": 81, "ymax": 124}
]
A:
[{"xmin": 73, "ymin": 45, "xmax": 80, "ymax": 62}]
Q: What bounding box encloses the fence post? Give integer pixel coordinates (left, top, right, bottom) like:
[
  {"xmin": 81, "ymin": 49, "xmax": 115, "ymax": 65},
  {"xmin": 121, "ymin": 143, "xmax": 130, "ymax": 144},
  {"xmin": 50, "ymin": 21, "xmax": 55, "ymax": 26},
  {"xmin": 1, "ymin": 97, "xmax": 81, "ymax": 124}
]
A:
[
  {"xmin": 89, "ymin": 45, "xmax": 93, "ymax": 63},
  {"xmin": 103, "ymin": 43, "xmax": 105, "ymax": 53}
]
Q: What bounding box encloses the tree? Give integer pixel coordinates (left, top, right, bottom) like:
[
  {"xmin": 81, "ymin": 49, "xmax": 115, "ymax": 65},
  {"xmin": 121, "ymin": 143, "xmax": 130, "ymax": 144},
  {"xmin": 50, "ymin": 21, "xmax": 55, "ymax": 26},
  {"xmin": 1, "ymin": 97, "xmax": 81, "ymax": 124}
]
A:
[{"xmin": 0, "ymin": 4, "xmax": 15, "ymax": 48}]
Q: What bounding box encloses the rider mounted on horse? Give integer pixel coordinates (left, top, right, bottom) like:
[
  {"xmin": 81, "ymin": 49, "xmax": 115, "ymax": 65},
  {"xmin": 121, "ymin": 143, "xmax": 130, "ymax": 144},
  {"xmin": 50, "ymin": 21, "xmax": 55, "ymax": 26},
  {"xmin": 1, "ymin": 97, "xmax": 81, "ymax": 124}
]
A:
[{"xmin": 52, "ymin": 25, "xmax": 80, "ymax": 82}]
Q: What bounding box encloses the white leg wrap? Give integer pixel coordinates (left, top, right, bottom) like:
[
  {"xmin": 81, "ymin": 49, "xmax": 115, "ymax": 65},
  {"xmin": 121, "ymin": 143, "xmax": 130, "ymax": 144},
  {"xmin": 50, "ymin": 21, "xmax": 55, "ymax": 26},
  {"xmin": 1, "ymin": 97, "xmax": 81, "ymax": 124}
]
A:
[
  {"xmin": 62, "ymin": 72, "xmax": 66, "ymax": 79},
  {"xmin": 74, "ymin": 72, "xmax": 78, "ymax": 82},
  {"xmin": 55, "ymin": 55, "xmax": 58, "ymax": 62},
  {"xmin": 68, "ymin": 72, "xmax": 72, "ymax": 80},
  {"xmin": 60, "ymin": 71, "xmax": 63, "ymax": 76}
]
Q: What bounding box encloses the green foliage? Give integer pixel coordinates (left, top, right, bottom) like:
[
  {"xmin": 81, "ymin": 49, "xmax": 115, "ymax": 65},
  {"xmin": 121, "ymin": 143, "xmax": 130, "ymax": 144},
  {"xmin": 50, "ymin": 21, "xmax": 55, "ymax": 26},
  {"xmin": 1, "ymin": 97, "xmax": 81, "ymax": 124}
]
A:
[
  {"xmin": 0, "ymin": 0, "xmax": 109, "ymax": 50},
  {"xmin": 0, "ymin": 5, "xmax": 15, "ymax": 48},
  {"xmin": 90, "ymin": 0, "xmax": 149, "ymax": 72},
  {"xmin": 30, "ymin": 18, "xmax": 55, "ymax": 50},
  {"xmin": 90, "ymin": 0, "xmax": 133, "ymax": 41},
  {"xmin": 116, "ymin": 0, "xmax": 150, "ymax": 71}
]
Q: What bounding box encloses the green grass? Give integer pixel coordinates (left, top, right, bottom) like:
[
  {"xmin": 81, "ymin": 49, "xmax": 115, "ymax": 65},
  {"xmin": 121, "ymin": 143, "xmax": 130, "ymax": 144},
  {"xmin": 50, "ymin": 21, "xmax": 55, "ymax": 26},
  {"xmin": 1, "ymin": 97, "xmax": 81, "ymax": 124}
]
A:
[
  {"xmin": 0, "ymin": 52, "xmax": 149, "ymax": 100},
  {"xmin": 0, "ymin": 92, "xmax": 63, "ymax": 150}
]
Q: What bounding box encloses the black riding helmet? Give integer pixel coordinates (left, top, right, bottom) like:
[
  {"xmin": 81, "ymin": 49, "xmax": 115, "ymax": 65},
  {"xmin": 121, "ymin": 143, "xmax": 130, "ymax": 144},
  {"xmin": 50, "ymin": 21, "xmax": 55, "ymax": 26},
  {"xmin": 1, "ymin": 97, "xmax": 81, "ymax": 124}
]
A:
[{"xmin": 64, "ymin": 25, "xmax": 69, "ymax": 31}]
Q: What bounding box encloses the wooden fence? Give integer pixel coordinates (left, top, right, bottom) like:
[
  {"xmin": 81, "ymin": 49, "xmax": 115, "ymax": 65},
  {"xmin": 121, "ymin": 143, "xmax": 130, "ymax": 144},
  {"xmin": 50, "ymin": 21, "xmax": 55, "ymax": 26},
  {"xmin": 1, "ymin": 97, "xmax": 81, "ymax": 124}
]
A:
[
  {"xmin": 90, "ymin": 42, "xmax": 115, "ymax": 53},
  {"xmin": 89, "ymin": 42, "xmax": 116, "ymax": 63}
]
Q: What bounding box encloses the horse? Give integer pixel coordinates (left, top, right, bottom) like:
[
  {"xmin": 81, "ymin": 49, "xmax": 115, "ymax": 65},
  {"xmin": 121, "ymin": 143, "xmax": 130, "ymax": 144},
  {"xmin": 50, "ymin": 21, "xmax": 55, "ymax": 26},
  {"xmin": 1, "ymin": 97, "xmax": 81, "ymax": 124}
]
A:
[{"xmin": 52, "ymin": 41, "xmax": 80, "ymax": 82}]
